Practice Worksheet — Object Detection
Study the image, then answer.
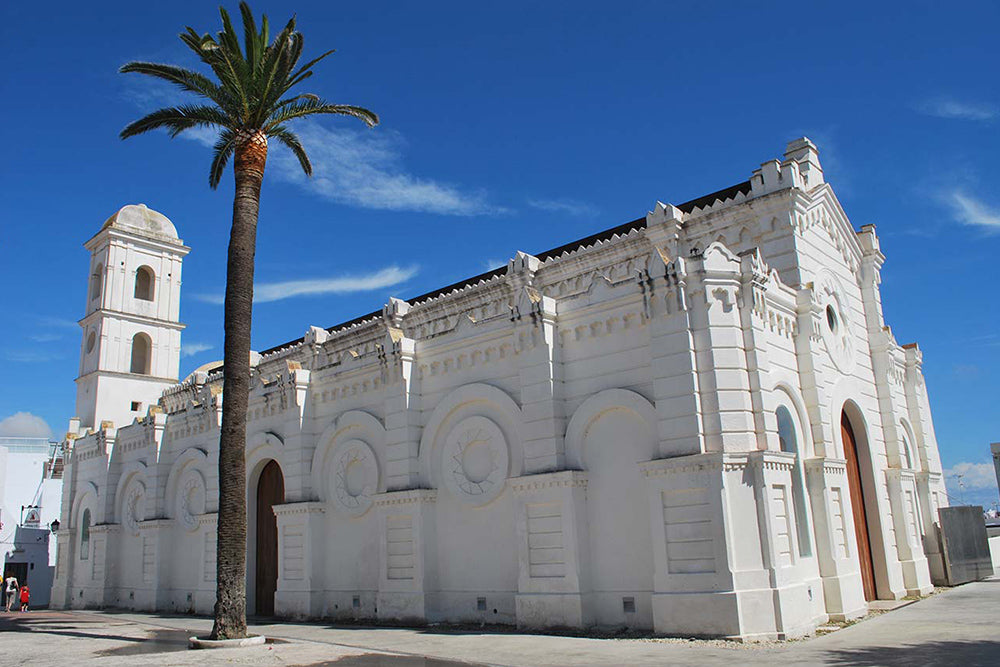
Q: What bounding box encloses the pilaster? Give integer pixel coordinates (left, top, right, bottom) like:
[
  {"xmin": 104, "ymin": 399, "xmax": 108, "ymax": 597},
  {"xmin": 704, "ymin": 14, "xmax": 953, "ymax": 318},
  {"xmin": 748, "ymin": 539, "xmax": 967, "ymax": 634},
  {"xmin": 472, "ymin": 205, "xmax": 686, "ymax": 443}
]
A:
[
  {"xmin": 803, "ymin": 457, "xmax": 867, "ymax": 620},
  {"xmin": 374, "ymin": 489, "xmax": 438, "ymax": 622},
  {"xmin": 137, "ymin": 518, "xmax": 174, "ymax": 611},
  {"xmin": 510, "ymin": 470, "xmax": 589, "ymax": 629},
  {"xmin": 273, "ymin": 501, "xmax": 327, "ymax": 618},
  {"xmin": 884, "ymin": 469, "xmax": 933, "ymax": 595},
  {"xmin": 382, "ymin": 298, "xmax": 423, "ymax": 490}
]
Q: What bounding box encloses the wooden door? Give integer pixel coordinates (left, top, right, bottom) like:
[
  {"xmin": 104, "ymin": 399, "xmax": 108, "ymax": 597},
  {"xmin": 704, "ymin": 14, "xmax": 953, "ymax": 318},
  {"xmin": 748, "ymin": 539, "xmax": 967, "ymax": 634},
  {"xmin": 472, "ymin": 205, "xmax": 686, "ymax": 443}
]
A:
[
  {"xmin": 255, "ymin": 460, "xmax": 284, "ymax": 616},
  {"xmin": 842, "ymin": 412, "xmax": 876, "ymax": 601}
]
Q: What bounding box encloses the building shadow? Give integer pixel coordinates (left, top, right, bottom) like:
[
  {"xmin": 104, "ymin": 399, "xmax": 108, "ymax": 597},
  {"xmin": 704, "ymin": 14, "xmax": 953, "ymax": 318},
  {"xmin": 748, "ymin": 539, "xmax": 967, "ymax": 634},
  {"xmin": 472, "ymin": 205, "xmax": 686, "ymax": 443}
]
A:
[{"xmin": 825, "ymin": 640, "xmax": 1000, "ymax": 667}]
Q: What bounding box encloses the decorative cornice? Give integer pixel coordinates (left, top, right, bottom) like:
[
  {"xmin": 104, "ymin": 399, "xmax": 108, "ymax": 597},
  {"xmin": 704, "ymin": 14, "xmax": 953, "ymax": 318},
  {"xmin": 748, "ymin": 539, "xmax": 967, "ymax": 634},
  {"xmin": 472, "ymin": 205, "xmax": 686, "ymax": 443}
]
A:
[
  {"xmin": 747, "ymin": 450, "xmax": 796, "ymax": 471},
  {"xmin": 639, "ymin": 452, "xmax": 752, "ymax": 477},
  {"xmin": 272, "ymin": 501, "xmax": 327, "ymax": 516},
  {"xmin": 89, "ymin": 524, "xmax": 122, "ymax": 535},
  {"xmin": 138, "ymin": 518, "xmax": 175, "ymax": 530},
  {"xmin": 510, "ymin": 470, "xmax": 588, "ymax": 493},
  {"xmin": 373, "ymin": 488, "xmax": 437, "ymax": 507},
  {"xmin": 197, "ymin": 513, "xmax": 218, "ymax": 527},
  {"xmin": 804, "ymin": 456, "xmax": 847, "ymax": 476}
]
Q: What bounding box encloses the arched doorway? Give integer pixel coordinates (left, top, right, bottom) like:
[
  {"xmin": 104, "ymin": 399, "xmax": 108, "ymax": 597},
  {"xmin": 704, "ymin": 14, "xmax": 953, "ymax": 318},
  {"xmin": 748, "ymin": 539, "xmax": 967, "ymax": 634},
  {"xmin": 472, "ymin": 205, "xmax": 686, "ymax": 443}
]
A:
[
  {"xmin": 841, "ymin": 411, "xmax": 876, "ymax": 601},
  {"xmin": 255, "ymin": 460, "xmax": 284, "ymax": 616}
]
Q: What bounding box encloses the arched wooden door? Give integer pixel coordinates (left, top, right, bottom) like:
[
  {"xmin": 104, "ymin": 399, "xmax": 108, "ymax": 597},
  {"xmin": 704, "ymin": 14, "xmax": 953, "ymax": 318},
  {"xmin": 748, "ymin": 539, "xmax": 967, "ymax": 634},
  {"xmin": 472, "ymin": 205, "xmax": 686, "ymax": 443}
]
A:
[
  {"xmin": 842, "ymin": 411, "xmax": 876, "ymax": 601},
  {"xmin": 255, "ymin": 460, "xmax": 284, "ymax": 616}
]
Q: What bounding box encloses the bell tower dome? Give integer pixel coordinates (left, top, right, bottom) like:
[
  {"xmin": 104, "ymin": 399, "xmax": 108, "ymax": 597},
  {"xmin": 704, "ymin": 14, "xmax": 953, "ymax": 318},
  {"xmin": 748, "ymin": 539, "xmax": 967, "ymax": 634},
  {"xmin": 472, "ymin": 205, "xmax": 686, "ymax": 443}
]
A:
[{"xmin": 75, "ymin": 204, "xmax": 190, "ymax": 430}]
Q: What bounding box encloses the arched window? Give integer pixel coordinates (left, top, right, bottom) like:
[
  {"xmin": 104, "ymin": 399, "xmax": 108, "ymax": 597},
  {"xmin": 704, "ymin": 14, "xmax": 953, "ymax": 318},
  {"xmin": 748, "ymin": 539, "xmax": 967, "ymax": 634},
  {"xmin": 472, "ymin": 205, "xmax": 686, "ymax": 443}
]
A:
[
  {"xmin": 80, "ymin": 509, "xmax": 91, "ymax": 560},
  {"xmin": 900, "ymin": 429, "xmax": 914, "ymax": 470},
  {"xmin": 90, "ymin": 264, "xmax": 103, "ymax": 302},
  {"xmin": 777, "ymin": 404, "xmax": 813, "ymax": 558},
  {"xmin": 134, "ymin": 266, "xmax": 155, "ymax": 301},
  {"xmin": 130, "ymin": 333, "xmax": 151, "ymax": 375}
]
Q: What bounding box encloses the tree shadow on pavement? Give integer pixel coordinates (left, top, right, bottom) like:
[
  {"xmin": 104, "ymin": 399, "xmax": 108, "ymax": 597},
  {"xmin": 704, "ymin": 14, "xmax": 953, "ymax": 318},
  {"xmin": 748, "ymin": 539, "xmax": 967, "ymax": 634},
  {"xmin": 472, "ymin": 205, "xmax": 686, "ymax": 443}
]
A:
[
  {"xmin": 291, "ymin": 655, "xmax": 485, "ymax": 667},
  {"xmin": 825, "ymin": 640, "xmax": 1000, "ymax": 667}
]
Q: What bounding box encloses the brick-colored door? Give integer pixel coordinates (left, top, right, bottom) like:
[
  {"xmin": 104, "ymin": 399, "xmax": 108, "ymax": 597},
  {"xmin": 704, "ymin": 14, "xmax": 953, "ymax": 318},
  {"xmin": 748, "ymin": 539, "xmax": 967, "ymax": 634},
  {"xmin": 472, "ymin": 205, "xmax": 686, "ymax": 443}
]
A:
[
  {"xmin": 842, "ymin": 412, "xmax": 876, "ymax": 601},
  {"xmin": 255, "ymin": 460, "xmax": 284, "ymax": 616}
]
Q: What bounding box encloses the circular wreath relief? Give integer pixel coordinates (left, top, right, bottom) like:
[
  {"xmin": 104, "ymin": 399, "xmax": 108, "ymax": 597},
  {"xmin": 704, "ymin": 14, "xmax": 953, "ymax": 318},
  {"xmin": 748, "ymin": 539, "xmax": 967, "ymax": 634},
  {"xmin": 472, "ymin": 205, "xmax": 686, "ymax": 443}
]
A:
[
  {"xmin": 123, "ymin": 482, "xmax": 146, "ymax": 535},
  {"xmin": 175, "ymin": 470, "xmax": 207, "ymax": 532},
  {"xmin": 331, "ymin": 439, "xmax": 378, "ymax": 517},
  {"xmin": 442, "ymin": 416, "xmax": 509, "ymax": 506},
  {"xmin": 815, "ymin": 270, "xmax": 856, "ymax": 373}
]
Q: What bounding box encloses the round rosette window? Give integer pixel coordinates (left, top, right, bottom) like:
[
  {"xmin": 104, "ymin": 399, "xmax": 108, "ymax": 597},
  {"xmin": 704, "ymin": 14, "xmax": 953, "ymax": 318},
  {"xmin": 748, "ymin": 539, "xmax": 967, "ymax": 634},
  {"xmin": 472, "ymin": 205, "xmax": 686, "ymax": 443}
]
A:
[
  {"xmin": 815, "ymin": 269, "xmax": 856, "ymax": 373},
  {"xmin": 175, "ymin": 469, "xmax": 207, "ymax": 532},
  {"xmin": 442, "ymin": 416, "xmax": 509, "ymax": 506},
  {"xmin": 331, "ymin": 439, "xmax": 379, "ymax": 517}
]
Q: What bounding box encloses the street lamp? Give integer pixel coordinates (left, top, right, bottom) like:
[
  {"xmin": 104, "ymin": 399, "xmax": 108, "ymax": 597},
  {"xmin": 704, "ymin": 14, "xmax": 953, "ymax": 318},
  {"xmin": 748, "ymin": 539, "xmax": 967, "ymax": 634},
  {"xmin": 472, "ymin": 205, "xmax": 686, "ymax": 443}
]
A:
[{"xmin": 50, "ymin": 519, "xmax": 60, "ymax": 533}]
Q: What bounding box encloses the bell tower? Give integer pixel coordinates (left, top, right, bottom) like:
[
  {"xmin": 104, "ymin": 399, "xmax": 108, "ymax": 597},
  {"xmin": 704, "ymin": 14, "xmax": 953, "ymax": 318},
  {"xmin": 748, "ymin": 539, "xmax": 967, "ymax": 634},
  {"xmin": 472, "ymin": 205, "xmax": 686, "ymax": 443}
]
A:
[{"xmin": 75, "ymin": 204, "xmax": 190, "ymax": 431}]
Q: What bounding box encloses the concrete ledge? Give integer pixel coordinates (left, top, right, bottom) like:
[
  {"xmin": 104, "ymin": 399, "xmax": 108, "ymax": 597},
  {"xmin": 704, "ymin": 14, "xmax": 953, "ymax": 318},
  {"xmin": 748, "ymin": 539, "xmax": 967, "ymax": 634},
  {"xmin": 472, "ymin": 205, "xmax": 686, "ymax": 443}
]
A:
[{"xmin": 188, "ymin": 635, "xmax": 266, "ymax": 649}]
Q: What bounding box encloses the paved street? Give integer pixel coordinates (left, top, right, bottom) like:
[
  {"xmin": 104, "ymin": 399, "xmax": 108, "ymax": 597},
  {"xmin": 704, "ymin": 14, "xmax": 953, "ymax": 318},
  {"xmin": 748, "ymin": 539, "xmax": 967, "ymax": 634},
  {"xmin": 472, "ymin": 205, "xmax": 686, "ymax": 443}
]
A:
[{"xmin": 1, "ymin": 579, "xmax": 998, "ymax": 666}]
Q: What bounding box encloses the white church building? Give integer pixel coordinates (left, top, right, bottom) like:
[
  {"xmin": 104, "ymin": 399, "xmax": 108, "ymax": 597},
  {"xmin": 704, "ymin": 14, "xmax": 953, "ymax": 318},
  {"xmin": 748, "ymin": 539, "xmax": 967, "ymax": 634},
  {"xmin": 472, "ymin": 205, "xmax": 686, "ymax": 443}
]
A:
[{"xmin": 51, "ymin": 139, "xmax": 949, "ymax": 639}]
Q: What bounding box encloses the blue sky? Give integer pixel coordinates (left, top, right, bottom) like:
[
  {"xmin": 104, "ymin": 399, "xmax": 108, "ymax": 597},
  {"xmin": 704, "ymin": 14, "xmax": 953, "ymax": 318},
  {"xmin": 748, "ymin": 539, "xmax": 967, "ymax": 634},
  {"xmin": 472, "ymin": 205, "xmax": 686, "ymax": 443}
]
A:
[{"xmin": 1, "ymin": 1, "xmax": 997, "ymax": 507}]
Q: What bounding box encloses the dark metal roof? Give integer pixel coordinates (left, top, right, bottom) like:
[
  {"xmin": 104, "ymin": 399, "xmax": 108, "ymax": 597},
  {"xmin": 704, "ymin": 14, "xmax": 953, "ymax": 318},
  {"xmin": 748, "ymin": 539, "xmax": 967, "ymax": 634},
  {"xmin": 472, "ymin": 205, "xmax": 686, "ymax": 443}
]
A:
[{"xmin": 243, "ymin": 180, "xmax": 751, "ymax": 360}]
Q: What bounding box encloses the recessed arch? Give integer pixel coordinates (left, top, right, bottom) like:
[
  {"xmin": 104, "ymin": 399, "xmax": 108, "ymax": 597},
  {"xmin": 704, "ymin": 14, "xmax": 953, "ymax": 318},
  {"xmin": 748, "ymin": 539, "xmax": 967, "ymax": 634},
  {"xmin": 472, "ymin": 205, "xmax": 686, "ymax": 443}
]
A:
[
  {"xmin": 839, "ymin": 399, "xmax": 880, "ymax": 601},
  {"xmin": 311, "ymin": 410, "xmax": 385, "ymax": 503},
  {"xmin": 90, "ymin": 264, "xmax": 103, "ymax": 302},
  {"xmin": 565, "ymin": 388, "xmax": 657, "ymax": 469},
  {"xmin": 134, "ymin": 265, "xmax": 155, "ymax": 301},
  {"xmin": 418, "ymin": 383, "xmax": 523, "ymax": 489},
  {"xmin": 130, "ymin": 332, "xmax": 152, "ymax": 375}
]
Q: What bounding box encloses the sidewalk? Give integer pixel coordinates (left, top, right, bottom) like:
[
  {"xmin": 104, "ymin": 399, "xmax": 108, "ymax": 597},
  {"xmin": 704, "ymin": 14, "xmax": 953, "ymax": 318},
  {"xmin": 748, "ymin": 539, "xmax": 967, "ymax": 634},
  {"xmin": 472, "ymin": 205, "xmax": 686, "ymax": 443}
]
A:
[{"xmin": 1, "ymin": 579, "xmax": 998, "ymax": 666}]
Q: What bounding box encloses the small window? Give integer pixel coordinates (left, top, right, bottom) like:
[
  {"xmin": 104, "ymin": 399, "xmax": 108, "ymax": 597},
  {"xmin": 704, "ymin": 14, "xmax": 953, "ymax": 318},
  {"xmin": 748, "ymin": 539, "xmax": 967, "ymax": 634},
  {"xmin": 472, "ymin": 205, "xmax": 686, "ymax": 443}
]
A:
[
  {"xmin": 477, "ymin": 597, "xmax": 487, "ymax": 611},
  {"xmin": 622, "ymin": 597, "xmax": 636, "ymax": 614},
  {"xmin": 130, "ymin": 401, "xmax": 142, "ymax": 412},
  {"xmin": 80, "ymin": 509, "xmax": 91, "ymax": 560},
  {"xmin": 352, "ymin": 595, "xmax": 361, "ymax": 609},
  {"xmin": 825, "ymin": 305, "xmax": 838, "ymax": 334},
  {"xmin": 130, "ymin": 333, "xmax": 151, "ymax": 375},
  {"xmin": 86, "ymin": 331, "xmax": 96, "ymax": 354},
  {"xmin": 901, "ymin": 430, "xmax": 914, "ymax": 470},
  {"xmin": 134, "ymin": 266, "xmax": 155, "ymax": 301}
]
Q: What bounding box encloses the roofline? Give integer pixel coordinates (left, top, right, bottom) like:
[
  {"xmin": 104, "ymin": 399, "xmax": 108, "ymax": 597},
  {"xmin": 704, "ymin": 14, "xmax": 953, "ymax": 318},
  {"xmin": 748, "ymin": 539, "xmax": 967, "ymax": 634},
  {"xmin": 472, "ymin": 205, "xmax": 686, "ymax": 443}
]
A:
[{"xmin": 244, "ymin": 180, "xmax": 751, "ymax": 360}]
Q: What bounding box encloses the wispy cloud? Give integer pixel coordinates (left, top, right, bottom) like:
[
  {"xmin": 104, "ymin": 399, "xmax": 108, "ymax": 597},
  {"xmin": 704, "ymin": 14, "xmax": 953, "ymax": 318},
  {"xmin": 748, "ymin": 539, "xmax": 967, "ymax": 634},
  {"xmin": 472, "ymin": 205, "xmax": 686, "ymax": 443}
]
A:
[
  {"xmin": 527, "ymin": 198, "xmax": 598, "ymax": 217},
  {"xmin": 29, "ymin": 333, "xmax": 63, "ymax": 343},
  {"xmin": 0, "ymin": 412, "xmax": 53, "ymax": 439},
  {"xmin": 917, "ymin": 97, "xmax": 997, "ymax": 121},
  {"xmin": 121, "ymin": 79, "xmax": 502, "ymax": 215},
  {"xmin": 270, "ymin": 122, "xmax": 503, "ymax": 215},
  {"xmin": 3, "ymin": 350, "xmax": 63, "ymax": 363},
  {"xmin": 944, "ymin": 462, "xmax": 998, "ymax": 492},
  {"xmin": 35, "ymin": 315, "xmax": 79, "ymax": 330},
  {"xmin": 945, "ymin": 190, "xmax": 1000, "ymax": 232},
  {"xmin": 181, "ymin": 342, "xmax": 214, "ymax": 358},
  {"xmin": 195, "ymin": 265, "xmax": 419, "ymax": 305}
]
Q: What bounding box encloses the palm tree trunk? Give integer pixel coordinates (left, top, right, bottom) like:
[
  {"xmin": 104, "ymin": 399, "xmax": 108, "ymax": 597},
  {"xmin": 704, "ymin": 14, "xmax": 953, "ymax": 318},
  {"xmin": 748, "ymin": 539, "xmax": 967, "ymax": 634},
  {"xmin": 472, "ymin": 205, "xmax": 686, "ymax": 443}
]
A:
[{"xmin": 211, "ymin": 132, "xmax": 267, "ymax": 640}]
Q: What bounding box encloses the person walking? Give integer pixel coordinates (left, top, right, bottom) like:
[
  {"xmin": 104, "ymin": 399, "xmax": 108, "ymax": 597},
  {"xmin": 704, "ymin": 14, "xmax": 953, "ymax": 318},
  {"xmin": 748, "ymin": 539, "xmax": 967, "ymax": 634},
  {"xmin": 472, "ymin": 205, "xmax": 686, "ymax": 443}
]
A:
[
  {"xmin": 19, "ymin": 585, "xmax": 29, "ymax": 612},
  {"xmin": 3, "ymin": 575, "xmax": 18, "ymax": 612}
]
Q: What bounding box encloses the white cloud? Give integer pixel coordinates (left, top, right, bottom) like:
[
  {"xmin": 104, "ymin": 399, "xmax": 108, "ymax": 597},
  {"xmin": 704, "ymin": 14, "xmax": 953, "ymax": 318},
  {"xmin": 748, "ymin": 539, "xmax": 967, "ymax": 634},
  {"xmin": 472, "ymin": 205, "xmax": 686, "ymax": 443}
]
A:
[
  {"xmin": 946, "ymin": 191, "xmax": 1000, "ymax": 232},
  {"xmin": 944, "ymin": 462, "xmax": 998, "ymax": 491},
  {"xmin": 122, "ymin": 80, "xmax": 502, "ymax": 215},
  {"xmin": 195, "ymin": 265, "xmax": 418, "ymax": 305},
  {"xmin": 918, "ymin": 98, "xmax": 997, "ymax": 121},
  {"xmin": 181, "ymin": 342, "xmax": 214, "ymax": 358},
  {"xmin": 0, "ymin": 412, "xmax": 53, "ymax": 439},
  {"xmin": 35, "ymin": 316, "xmax": 79, "ymax": 330},
  {"xmin": 29, "ymin": 333, "xmax": 63, "ymax": 343},
  {"xmin": 527, "ymin": 198, "xmax": 597, "ymax": 217},
  {"xmin": 270, "ymin": 122, "xmax": 503, "ymax": 215}
]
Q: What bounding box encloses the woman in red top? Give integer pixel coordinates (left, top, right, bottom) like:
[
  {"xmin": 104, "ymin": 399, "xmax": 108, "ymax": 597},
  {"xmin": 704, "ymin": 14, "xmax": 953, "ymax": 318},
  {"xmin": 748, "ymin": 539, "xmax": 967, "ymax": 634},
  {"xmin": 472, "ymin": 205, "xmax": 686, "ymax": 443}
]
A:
[{"xmin": 19, "ymin": 585, "xmax": 29, "ymax": 612}]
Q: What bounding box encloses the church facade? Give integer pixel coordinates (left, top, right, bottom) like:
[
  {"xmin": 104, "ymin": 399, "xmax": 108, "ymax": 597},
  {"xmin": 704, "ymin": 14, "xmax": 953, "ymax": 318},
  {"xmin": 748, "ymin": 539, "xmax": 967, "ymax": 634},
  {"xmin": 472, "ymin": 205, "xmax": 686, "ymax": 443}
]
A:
[{"xmin": 51, "ymin": 139, "xmax": 948, "ymax": 640}]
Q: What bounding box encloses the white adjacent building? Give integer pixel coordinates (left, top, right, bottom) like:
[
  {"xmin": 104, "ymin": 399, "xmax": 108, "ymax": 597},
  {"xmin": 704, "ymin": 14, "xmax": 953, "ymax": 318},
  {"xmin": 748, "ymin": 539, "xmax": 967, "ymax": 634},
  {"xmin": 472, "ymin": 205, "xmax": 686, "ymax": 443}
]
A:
[{"xmin": 51, "ymin": 139, "xmax": 948, "ymax": 640}]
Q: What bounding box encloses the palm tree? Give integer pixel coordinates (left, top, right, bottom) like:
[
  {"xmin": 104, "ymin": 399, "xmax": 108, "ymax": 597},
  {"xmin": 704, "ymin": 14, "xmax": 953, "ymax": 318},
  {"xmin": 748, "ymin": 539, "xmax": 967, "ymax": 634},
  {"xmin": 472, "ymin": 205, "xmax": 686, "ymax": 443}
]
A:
[{"xmin": 119, "ymin": 2, "xmax": 377, "ymax": 639}]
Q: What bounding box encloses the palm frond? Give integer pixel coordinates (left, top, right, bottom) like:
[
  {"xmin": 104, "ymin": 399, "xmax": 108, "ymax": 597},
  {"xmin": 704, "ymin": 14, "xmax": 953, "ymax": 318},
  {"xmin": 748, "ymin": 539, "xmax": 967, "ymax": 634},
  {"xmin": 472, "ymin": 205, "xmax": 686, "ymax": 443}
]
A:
[
  {"xmin": 119, "ymin": 61, "xmax": 236, "ymax": 114},
  {"xmin": 267, "ymin": 125, "xmax": 312, "ymax": 176},
  {"xmin": 265, "ymin": 100, "xmax": 378, "ymax": 130},
  {"xmin": 120, "ymin": 105, "xmax": 231, "ymax": 139},
  {"xmin": 209, "ymin": 129, "xmax": 239, "ymax": 189}
]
